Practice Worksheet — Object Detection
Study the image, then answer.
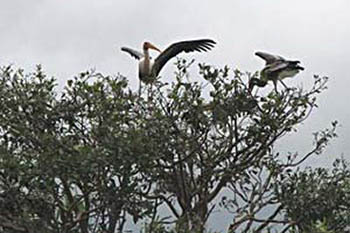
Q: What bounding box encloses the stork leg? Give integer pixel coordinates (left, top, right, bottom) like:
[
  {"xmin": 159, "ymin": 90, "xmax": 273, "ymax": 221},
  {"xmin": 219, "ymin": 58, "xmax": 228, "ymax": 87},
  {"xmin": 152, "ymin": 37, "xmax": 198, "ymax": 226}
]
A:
[
  {"xmin": 273, "ymin": 80, "xmax": 278, "ymax": 93},
  {"xmin": 138, "ymin": 80, "xmax": 142, "ymax": 97},
  {"xmin": 280, "ymin": 80, "xmax": 288, "ymax": 89},
  {"xmin": 148, "ymin": 83, "xmax": 153, "ymax": 101}
]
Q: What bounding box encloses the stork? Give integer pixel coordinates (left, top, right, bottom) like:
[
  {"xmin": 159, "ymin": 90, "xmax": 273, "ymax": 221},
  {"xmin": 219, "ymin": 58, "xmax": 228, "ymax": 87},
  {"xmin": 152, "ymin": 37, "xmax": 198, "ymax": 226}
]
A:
[
  {"xmin": 249, "ymin": 51, "xmax": 304, "ymax": 92},
  {"xmin": 121, "ymin": 39, "xmax": 216, "ymax": 95}
]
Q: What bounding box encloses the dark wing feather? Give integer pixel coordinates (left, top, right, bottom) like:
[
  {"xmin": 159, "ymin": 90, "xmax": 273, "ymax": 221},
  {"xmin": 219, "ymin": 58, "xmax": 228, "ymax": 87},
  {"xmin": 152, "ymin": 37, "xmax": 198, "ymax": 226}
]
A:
[
  {"xmin": 121, "ymin": 47, "xmax": 144, "ymax": 60},
  {"xmin": 295, "ymin": 65, "xmax": 304, "ymax": 70},
  {"xmin": 151, "ymin": 39, "xmax": 216, "ymax": 77},
  {"xmin": 255, "ymin": 51, "xmax": 285, "ymax": 65},
  {"xmin": 288, "ymin": 60, "xmax": 304, "ymax": 70}
]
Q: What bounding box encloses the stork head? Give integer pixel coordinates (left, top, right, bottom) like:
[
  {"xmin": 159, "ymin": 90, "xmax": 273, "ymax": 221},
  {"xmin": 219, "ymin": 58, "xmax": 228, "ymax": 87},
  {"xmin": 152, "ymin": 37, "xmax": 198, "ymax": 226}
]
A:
[
  {"xmin": 248, "ymin": 78, "xmax": 267, "ymax": 91},
  {"xmin": 143, "ymin": 42, "xmax": 161, "ymax": 52}
]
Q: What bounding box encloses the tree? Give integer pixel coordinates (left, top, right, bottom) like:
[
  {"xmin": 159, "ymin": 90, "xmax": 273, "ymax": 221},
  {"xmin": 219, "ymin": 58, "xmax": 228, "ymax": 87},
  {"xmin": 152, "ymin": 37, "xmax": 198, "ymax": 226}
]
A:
[
  {"xmin": 275, "ymin": 158, "xmax": 350, "ymax": 233},
  {"xmin": 0, "ymin": 66, "xmax": 154, "ymax": 233},
  {"xmin": 0, "ymin": 60, "xmax": 339, "ymax": 233},
  {"xmin": 136, "ymin": 60, "xmax": 336, "ymax": 233}
]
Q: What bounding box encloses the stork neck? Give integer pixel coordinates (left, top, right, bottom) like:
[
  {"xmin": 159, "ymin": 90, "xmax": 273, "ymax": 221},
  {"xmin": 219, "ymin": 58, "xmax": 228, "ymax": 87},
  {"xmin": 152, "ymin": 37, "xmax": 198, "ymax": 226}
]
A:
[{"xmin": 143, "ymin": 48, "xmax": 150, "ymax": 59}]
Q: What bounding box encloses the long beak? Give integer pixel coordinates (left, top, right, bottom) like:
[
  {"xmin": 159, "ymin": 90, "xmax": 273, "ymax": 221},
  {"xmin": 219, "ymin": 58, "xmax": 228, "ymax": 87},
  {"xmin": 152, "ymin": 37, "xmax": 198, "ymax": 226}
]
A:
[{"xmin": 148, "ymin": 43, "xmax": 162, "ymax": 53}]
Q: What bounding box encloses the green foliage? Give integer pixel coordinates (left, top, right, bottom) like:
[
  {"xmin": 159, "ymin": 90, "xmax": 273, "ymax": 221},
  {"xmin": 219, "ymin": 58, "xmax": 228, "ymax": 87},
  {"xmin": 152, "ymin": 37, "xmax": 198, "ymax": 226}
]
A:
[
  {"xmin": 275, "ymin": 158, "xmax": 350, "ymax": 233},
  {"xmin": 0, "ymin": 66, "xmax": 153, "ymax": 232},
  {"xmin": 0, "ymin": 60, "xmax": 341, "ymax": 233}
]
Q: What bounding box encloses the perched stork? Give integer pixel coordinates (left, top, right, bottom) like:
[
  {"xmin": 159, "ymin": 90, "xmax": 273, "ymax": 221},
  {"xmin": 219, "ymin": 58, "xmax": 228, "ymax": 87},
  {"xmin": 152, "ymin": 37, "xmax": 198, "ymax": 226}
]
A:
[
  {"xmin": 121, "ymin": 39, "xmax": 216, "ymax": 94},
  {"xmin": 249, "ymin": 51, "xmax": 304, "ymax": 92}
]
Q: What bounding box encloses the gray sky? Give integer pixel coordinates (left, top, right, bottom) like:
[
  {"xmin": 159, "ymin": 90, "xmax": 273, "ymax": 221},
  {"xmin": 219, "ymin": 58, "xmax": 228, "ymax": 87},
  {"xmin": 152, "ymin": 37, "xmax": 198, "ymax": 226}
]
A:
[{"xmin": 1, "ymin": 0, "xmax": 350, "ymax": 231}]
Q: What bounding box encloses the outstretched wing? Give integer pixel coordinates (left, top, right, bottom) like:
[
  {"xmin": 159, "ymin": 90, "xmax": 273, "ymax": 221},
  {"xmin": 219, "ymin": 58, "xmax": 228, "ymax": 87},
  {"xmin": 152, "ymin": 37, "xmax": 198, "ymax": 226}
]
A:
[
  {"xmin": 151, "ymin": 39, "xmax": 216, "ymax": 77},
  {"xmin": 267, "ymin": 62, "xmax": 289, "ymax": 73},
  {"xmin": 121, "ymin": 47, "xmax": 144, "ymax": 60},
  {"xmin": 255, "ymin": 51, "xmax": 285, "ymax": 65},
  {"xmin": 268, "ymin": 61, "xmax": 304, "ymax": 73}
]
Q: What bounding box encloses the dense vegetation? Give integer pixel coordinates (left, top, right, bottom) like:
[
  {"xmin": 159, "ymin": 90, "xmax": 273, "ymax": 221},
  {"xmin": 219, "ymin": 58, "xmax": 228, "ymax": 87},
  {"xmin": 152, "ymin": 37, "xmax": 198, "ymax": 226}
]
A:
[{"xmin": 0, "ymin": 61, "xmax": 349, "ymax": 233}]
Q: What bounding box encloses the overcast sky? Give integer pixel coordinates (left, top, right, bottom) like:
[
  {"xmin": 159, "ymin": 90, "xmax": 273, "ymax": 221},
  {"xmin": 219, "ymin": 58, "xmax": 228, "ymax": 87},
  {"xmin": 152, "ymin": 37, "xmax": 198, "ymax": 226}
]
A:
[{"xmin": 1, "ymin": 0, "xmax": 349, "ymax": 231}]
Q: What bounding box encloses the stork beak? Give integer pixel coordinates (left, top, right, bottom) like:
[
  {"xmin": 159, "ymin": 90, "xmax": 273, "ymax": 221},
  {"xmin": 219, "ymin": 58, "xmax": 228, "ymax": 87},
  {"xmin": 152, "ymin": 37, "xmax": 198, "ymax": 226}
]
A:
[{"xmin": 148, "ymin": 43, "xmax": 162, "ymax": 53}]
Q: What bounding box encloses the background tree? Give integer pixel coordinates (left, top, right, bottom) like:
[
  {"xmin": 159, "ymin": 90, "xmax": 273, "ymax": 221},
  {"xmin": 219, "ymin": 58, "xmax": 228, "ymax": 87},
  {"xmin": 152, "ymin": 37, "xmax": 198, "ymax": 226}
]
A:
[
  {"xmin": 275, "ymin": 158, "xmax": 350, "ymax": 233},
  {"xmin": 136, "ymin": 60, "xmax": 336, "ymax": 233},
  {"xmin": 0, "ymin": 66, "xmax": 154, "ymax": 233},
  {"xmin": 0, "ymin": 60, "xmax": 341, "ymax": 233}
]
